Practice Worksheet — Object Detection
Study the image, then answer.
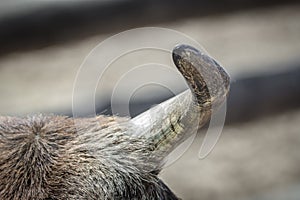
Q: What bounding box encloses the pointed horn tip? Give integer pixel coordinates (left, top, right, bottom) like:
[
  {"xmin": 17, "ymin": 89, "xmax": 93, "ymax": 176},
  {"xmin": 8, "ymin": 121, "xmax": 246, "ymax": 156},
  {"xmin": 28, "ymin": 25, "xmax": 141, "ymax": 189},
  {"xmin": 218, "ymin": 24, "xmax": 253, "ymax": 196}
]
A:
[
  {"xmin": 172, "ymin": 43, "xmax": 230, "ymax": 83},
  {"xmin": 173, "ymin": 44, "xmax": 201, "ymax": 54},
  {"xmin": 172, "ymin": 44, "xmax": 231, "ymax": 106},
  {"xmin": 172, "ymin": 44, "xmax": 201, "ymax": 64}
]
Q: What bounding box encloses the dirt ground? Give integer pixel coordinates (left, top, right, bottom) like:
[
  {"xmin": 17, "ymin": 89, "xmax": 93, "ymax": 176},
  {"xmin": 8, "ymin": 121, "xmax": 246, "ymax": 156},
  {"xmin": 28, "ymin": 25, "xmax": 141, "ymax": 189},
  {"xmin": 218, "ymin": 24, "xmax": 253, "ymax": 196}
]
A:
[
  {"xmin": 161, "ymin": 109, "xmax": 300, "ymax": 200},
  {"xmin": 0, "ymin": 4, "xmax": 299, "ymax": 115}
]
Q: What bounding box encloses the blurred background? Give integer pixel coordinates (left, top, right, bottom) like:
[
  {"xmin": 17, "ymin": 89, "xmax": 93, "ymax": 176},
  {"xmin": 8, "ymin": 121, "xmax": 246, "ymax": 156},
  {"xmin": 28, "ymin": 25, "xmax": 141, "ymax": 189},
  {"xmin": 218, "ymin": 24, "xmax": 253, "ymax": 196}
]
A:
[{"xmin": 0, "ymin": 0, "xmax": 300, "ymax": 199}]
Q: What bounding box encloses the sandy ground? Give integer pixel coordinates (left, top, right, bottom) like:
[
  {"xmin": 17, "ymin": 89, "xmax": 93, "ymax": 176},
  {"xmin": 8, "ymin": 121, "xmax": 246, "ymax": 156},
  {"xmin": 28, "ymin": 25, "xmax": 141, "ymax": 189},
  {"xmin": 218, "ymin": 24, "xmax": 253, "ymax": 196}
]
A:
[
  {"xmin": 0, "ymin": 4, "xmax": 299, "ymax": 115},
  {"xmin": 161, "ymin": 109, "xmax": 300, "ymax": 200}
]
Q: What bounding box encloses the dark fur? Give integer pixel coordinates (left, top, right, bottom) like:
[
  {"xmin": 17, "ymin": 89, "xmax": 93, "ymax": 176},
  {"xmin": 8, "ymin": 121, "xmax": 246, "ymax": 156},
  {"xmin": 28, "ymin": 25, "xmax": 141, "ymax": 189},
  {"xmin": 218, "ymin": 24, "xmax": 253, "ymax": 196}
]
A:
[{"xmin": 0, "ymin": 115, "xmax": 180, "ymax": 200}]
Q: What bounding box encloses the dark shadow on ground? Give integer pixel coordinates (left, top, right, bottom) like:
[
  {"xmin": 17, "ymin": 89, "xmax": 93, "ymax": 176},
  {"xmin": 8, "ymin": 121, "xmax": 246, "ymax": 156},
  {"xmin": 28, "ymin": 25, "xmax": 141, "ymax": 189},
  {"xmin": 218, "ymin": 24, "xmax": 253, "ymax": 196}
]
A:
[
  {"xmin": 91, "ymin": 63, "xmax": 300, "ymax": 125},
  {"xmin": 0, "ymin": 0, "xmax": 299, "ymax": 57}
]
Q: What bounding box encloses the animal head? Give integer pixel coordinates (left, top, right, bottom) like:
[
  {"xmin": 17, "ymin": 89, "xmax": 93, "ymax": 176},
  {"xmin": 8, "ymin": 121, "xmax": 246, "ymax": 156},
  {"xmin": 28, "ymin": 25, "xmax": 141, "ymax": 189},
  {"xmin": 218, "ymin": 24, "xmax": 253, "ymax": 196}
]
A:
[{"xmin": 0, "ymin": 44, "xmax": 230, "ymax": 199}]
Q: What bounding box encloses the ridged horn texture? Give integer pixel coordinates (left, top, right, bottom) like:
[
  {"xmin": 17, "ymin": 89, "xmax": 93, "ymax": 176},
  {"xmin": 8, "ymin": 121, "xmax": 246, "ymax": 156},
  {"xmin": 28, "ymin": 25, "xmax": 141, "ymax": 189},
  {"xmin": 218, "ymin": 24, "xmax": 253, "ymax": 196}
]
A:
[
  {"xmin": 0, "ymin": 44, "xmax": 230, "ymax": 200},
  {"xmin": 131, "ymin": 44, "xmax": 230, "ymax": 164}
]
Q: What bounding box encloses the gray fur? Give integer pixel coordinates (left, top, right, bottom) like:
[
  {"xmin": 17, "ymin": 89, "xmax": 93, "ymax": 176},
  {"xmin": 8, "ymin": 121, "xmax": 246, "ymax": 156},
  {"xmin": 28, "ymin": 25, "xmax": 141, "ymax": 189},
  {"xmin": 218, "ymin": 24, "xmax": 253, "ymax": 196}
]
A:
[
  {"xmin": 0, "ymin": 115, "xmax": 178, "ymax": 199},
  {"xmin": 0, "ymin": 44, "xmax": 230, "ymax": 199}
]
